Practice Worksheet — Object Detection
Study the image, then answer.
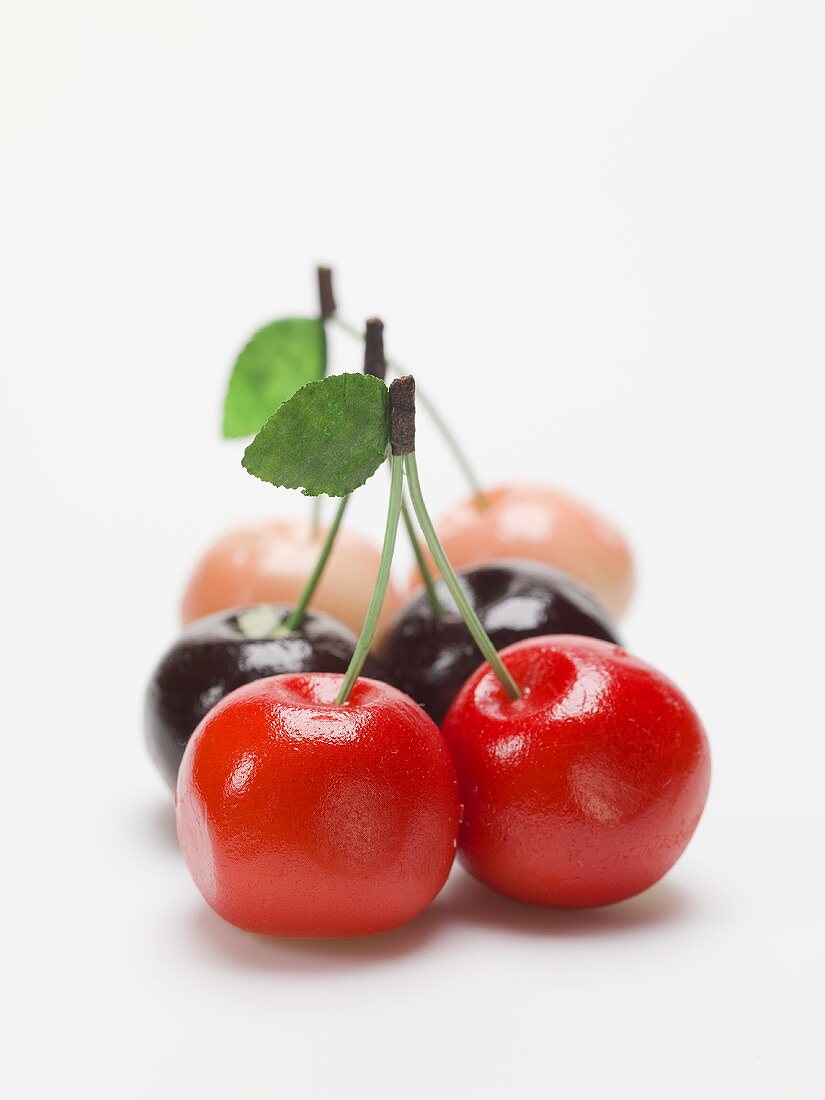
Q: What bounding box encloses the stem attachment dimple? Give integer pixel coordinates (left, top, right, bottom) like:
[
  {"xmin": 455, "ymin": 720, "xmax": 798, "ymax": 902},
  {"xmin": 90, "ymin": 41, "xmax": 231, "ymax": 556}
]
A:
[
  {"xmin": 335, "ymin": 455, "xmax": 405, "ymax": 704},
  {"xmin": 363, "ymin": 318, "xmax": 387, "ymax": 381},
  {"xmin": 404, "ymin": 451, "xmax": 521, "ymax": 702}
]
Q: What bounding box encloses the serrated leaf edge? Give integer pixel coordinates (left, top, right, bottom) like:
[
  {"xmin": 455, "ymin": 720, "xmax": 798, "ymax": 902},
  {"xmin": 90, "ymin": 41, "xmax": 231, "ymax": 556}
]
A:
[{"xmin": 241, "ymin": 374, "xmax": 390, "ymax": 498}]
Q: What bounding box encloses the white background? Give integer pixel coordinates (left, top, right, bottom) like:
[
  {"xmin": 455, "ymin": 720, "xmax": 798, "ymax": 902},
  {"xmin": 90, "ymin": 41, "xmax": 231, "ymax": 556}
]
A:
[{"xmin": 2, "ymin": 2, "xmax": 823, "ymax": 1096}]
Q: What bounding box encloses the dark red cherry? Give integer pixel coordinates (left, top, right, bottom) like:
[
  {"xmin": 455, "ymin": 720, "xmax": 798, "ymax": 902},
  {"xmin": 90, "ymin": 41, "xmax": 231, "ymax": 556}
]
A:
[
  {"xmin": 145, "ymin": 604, "xmax": 384, "ymax": 789},
  {"xmin": 379, "ymin": 559, "xmax": 620, "ymax": 723}
]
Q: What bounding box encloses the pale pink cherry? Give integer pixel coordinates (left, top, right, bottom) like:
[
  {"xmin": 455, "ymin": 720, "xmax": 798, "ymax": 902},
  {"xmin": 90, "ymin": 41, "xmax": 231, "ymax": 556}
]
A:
[
  {"xmin": 411, "ymin": 484, "xmax": 634, "ymax": 618},
  {"xmin": 182, "ymin": 518, "xmax": 404, "ymax": 637}
]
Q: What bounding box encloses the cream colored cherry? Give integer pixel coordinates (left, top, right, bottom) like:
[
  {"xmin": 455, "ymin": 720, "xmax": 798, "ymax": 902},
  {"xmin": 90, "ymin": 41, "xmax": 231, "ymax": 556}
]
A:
[
  {"xmin": 182, "ymin": 518, "xmax": 403, "ymax": 636},
  {"xmin": 412, "ymin": 484, "xmax": 634, "ymax": 618}
]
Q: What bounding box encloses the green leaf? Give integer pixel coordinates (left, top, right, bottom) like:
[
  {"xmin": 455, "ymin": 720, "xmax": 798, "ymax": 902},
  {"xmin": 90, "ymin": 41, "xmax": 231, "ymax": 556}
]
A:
[
  {"xmin": 242, "ymin": 374, "xmax": 390, "ymax": 497},
  {"xmin": 222, "ymin": 317, "xmax": 325, "ymax": 438}
]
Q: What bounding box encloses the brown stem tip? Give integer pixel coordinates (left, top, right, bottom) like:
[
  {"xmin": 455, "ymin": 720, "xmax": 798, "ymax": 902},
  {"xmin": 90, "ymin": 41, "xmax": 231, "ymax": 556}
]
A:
[
  {"xmin": 316, "ymin": 266, "xmax": 336, "ymax": 319},
  {"xmin": 363, "ymin": 318, "xmax": 386, "ymax": 381},
  {"xmin": 389, "ymin": 375, "xmax": 416, "ymax": 455}
]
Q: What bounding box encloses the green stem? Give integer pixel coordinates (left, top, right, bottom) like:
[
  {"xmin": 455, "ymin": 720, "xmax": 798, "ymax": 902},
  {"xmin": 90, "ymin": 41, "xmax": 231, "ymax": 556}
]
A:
[
  {"xmin": 404, "ymin": 451, "xmax": 520, "ymax": 701},
  {"xmin": 401, "ymin": 493, "xmax": 444, "ymax": 618},
  {"xmin": 335, "ymin": 456, "xmax": 404, "ymax": 703},
  {"xmin": 333, "ymin": 314, "xmax": 489, "ymax": 509},
  {"xmin": 312, "ymin": 268, "xmax": 331, "ymax": 535},
  {"xmin": 320, "ymin": 314, "xmax": 329, "ymax": 377},
  {"xmin": 332, "ymin": 316, "xmax": 364, "ymax": 340},
  {"xmin": 282, "ymin": 495, "xmax": 349, "ymax": 633},
  {"xmin": 410, "ymin": 382, "xmax": 488, "ymax": 508}
]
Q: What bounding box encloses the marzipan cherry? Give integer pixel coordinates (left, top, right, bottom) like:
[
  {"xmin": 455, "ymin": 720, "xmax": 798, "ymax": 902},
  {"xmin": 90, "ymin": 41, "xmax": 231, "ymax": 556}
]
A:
[
  {"xmin": 414, "ymin": 484, "xmax": 635, "ymax": 618},
  {"xmin": 145, "ymin": 605, "xmax": 383, "ymax": 790},
  {"xmin": 381, "ymin": 559, "xmax": 620, "ymax": 723},
  {"xmin": 441, "ymin": 634, "xmax": 710, "ymax": 908},
  {"xmin": 181, "ymin": 518, "xmax": 403, "ymax": 635},
  {"xmin": 176, "ymin": 673, "xmax": 460, "ymax": 937}
]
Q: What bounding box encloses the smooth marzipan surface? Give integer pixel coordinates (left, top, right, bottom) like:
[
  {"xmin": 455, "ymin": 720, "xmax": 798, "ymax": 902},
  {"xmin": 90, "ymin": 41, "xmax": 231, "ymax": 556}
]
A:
[
  {"xmin": 181, "ymin": 518, "xmax": 404, "ymax": 636},
  {"xmin": 176, "ymin": 673, "xmax": 461, "ymax": 937},
  {"xmin": 441, "ymin": 635, "xmax": 710, "ymax": 908},
  {"xmin": 145, "ymin": 605, "xmax": 385, "ymax": 789},
  {"xmin": 382, "ymin": 558, "xmax": 620, "ymax": 723},
  {"xmin": 6, "ymin": 6, "xmax": 822, "ymax": 1094},
  {"xmin": 415, "ymin": 484, "xmax": 635, "ymax": 618}
]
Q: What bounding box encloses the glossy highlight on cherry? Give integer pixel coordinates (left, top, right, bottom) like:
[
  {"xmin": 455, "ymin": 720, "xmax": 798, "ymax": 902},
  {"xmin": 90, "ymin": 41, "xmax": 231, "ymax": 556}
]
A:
[
  {"xmin": 152, "ymin": 285, "xmax": 711, "ymax": 943},
  {"xmin": 180, "ymin": 517, "xmax": 403, "ymax": 636},
  {"xmin": 176, "ymin": 673, "xmax": 461, "ymax": 937},
  {"xmin": 441, "ymin": 635, "xmax": 711, "ymax": 908},
  {"xmin": 145, "ymin": 605, "xmax": 383, "ymax": 790},
  {"xmin": 381, "ymin": 558, "xmax": 620, "ymax": 723},
  {"xmin": 415, "ymin": 484, "xmax": 635, "ymax": 619}
]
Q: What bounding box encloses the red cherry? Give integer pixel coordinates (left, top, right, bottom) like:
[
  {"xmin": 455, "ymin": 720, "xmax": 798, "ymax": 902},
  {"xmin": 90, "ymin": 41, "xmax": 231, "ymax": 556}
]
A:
[
  {"xmin": 441, "ymin": 635, "xmax": 710, "ymax": 908},
  {"xmin": 176, "ymin": 673, "xmax": 460, "ymax": 937},
  {"xmin": 412, "ymin": 484, "xmax": 634, "ymax": 618},
  {"xmin": 181, "ymin": 518, "xmax": 403, "ymax": 636}
]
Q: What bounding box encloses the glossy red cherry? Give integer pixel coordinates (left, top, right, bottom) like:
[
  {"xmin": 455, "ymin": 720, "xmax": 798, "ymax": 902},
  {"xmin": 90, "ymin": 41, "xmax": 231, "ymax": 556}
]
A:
[
  {"xmin": 441, "ymin": 635, "xmax": 710, "ymax": 908},
  {"xmin": 176, "ymin": 673, "xmax": 461, "ymax": 937},
  {"xmin": 145, "ymin": 605, "xmax": 385, "ymax": 791},
  {"xmin": 413, "ymin": 484, "xmax": 634, "ymax": 618},
  {"xmin": 381, "ymin": 559, "xmax": 620, "ymax": 724},
  {"xmin": 181, "ymin": 518, "xmax": 403, "ymax": 636}
]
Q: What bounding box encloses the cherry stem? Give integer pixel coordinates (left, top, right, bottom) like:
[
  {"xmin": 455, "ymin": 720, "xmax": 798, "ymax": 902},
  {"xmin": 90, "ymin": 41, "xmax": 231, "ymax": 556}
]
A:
[
  {"xmin": 281, "ymin": 494, "xmax": 349, "ymax": 633},
  {"xmin": 401, "ymin": 492, "xmax": 444, "ymax": 618},
  {"xmin": 366, "ymin": 321, "xmax": 441, "ymax": 616},
  {"xmin": 311, "ymin": 267, "xmax": 336, "ymax": 535},
  {"xmin": 404, "ymin": 450, "xmax": 521, "ymax": 702},
  {"xmin": 363, "ymin": 317, "xmax": 387, "ymax": 380},
  {"xmin": 316, "ymin": 266, "xmax": 336, "ymax": 320},
  {"xmin": 335, "ymin": 455, "xmax": 404, "ymax": 704},
  {"xmin": 332, "ymin": 315, "xmax": 489, "ymax": 509}
]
